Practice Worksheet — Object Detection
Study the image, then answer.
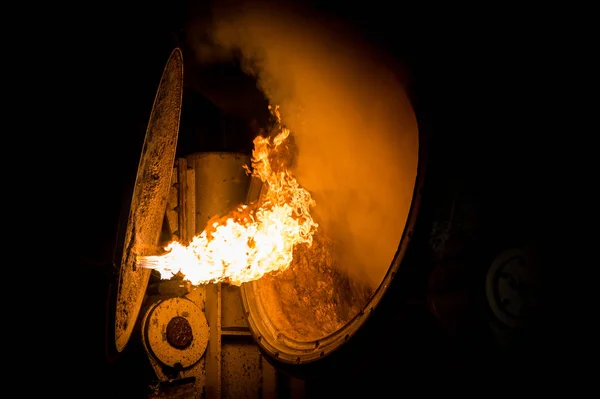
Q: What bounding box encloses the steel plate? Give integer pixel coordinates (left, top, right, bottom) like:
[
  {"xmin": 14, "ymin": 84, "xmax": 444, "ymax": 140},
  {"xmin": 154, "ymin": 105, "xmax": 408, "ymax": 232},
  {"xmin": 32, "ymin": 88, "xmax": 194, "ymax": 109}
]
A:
[{"xmin": 113, "ymin": 48, "xmax": 184, "ymax": 353}]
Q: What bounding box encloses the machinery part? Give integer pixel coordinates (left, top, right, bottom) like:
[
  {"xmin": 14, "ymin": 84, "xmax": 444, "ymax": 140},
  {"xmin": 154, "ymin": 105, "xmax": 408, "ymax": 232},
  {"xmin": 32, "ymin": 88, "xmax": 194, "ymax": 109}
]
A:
[
  {"xmin": 109, "ymin": 47, "xmax": 184, "ymax": 354},
  {"xmin": 148, "ymin": 377, "xmax": 198, "ymax": 399},
  {"xmin": 138, "ymin": 153, "xmax": 283, "ymax": 398},
  {"xmin": 143, "ymin": 297, "xmax": 209, "ymax": 369},
  {"xmin": 486, "ymin": 246, "xmax": 540, "ymax": 329},
  {"xmin": 186, "ymin": 152, "xmax": 254, "ymax": 399},
  {"xmin": 147, "ymin": 279, "xmax": 192, "ymax": 297},
  {"xmin": 240, "ymin": 105, "xmax": 423, "ymax": 365},
  {"xmin": 186, "ymin": 152, "xmax": 251, "ymax": 229},
  {"xmin": 141, "ymin": 159, "xmax": 209, "ymax": 396},
  {"xmin": 166, "ymin": 316, "xmax": 194, "ymax": 349}
]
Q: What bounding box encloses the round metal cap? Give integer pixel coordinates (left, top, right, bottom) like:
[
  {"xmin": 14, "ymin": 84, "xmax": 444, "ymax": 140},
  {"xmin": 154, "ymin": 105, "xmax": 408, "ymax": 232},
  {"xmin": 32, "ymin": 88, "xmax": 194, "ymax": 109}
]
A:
[
  {"xmin": 486, "ymin": 247, "xmax": 541, "ymax": 329},
  {"xmin": 143, "ymin": 297, "xmax": 209, "ymax": 368}
]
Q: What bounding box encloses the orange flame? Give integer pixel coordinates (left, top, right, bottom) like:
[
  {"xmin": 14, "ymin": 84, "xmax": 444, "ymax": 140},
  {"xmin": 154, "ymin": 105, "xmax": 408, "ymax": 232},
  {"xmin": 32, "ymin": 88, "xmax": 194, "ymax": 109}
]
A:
[{"xmin": 136, "ymin": 106, "xmax": 318, "ymax": 286}]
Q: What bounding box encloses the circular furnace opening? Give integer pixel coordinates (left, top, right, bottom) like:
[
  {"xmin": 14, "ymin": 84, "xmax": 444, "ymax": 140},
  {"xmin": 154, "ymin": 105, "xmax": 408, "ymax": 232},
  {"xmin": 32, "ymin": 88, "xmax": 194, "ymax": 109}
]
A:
[{"xmin": 241, "ymin": 102, "xmax": 421, "ymax": 365}]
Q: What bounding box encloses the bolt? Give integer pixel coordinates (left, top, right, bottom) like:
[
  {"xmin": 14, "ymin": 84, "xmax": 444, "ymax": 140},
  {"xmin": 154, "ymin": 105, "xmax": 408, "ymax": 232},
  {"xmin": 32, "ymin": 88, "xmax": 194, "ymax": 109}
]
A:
[{"xmin": 166, "ymin": 316, "xmax": 193, "ymax": 349}]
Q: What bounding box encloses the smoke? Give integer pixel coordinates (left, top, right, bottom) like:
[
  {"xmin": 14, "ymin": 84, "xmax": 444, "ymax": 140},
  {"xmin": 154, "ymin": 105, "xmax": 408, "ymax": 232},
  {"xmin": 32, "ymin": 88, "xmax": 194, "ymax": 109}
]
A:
[{"xmin": 185, "ymin": 0, "xmax": 419, "ymax": 289}]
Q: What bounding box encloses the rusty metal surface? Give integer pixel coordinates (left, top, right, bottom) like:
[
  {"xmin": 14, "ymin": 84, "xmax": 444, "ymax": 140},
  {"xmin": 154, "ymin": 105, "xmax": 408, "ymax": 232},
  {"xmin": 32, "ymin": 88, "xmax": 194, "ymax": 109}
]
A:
[
  {"xmin": 185, "ymin": 152, "xmax": 283, "ymax": 398},
  {"xmin": 114, "ymin": 48, "xmax": 184, "ymax": 352},
  {"xmin": 221, "ymin": 340, "xmax": 263, "ymax": 399},
  {"xmin": 177, "ymin": 157, "xmax": 196, "ymax": 244},
  {"xmin": 250, "ymin": 234, "xmax": 373, "ymax": 343},
  {"xmin": 143, "ymin": 159, "xmax": 208, "ymax": 396},
  {"xmin": 186, "ymin": 152, "xmax": 252, "ymax": 399},
  {"xmin": 144, "ymin": 297, "xmax": 209, "ymax": 368},
  {"xmin": 186, "ymin": 152, "xmax": 251, "ymax": 228},
  {"xmin": 166, "ymin": 316, "xmax": 194, "ymax": 348},
  {"xmin": 221, "ymin": 285, "xmax": 249, "ymax": 329},
  {"xmin": 143, "ymin": 153, "xmax": 297, "ymax": 397},
  {"xmin": 205, "ymin": 282, "xmax": 222, "ymax": 399}
]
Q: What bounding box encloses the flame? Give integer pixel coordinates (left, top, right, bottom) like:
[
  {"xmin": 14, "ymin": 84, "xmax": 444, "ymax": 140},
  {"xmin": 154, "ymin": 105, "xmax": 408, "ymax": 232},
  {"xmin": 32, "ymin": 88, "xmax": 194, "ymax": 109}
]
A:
[{"xmin": 136, "ymin": 106, "xmax": 318, "ymax": 286}]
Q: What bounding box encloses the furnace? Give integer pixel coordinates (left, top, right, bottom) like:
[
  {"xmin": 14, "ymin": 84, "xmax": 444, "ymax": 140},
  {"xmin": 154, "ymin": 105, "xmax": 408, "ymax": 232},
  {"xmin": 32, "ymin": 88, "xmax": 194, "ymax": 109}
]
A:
[{"xmin": 106, "ymin": 47, "xmax": 422, "ymax": 398}]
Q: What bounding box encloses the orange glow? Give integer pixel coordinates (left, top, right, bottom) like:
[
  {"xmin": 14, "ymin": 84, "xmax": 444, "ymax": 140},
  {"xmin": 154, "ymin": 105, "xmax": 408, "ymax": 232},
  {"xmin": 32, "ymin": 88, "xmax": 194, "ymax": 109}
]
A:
[{"xmin": 136, "ymin": 106, "xmax": 318, "ymax": 286}]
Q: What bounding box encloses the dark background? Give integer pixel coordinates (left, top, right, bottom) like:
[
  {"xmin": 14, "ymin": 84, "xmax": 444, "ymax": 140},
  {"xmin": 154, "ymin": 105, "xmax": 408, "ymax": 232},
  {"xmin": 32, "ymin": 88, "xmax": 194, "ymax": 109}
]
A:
[
  {"xmin": 67, "ymin": 1, "xmax": 550, "ymax": 265},
  {"xmin": 53, "ymin": 0, "xmax": 568, "ymax": 397}
]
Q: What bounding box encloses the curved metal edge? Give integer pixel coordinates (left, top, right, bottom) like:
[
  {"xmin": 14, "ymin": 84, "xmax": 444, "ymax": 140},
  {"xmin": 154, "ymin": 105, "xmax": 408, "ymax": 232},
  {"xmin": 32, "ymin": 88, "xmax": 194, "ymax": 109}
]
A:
[
  {"xmin": 107, "ymin": 48, "xmax": 184, "ymax": 357},
  {"xmin": 485, "ymin": 247, "xmax": 529, "ymax": 330},
  {"xmin": 241, "ymin": 121, "xmax": 429, "ymax": 365},
  {"xmin": 141, "ymin": 300, "xmax": 162, "ymax": 364}
]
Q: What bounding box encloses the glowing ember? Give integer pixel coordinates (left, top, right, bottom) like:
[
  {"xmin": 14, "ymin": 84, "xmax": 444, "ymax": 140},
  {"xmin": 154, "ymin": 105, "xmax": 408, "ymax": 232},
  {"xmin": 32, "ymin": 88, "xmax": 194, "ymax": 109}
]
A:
[{"xmin": 136, "ymin": 106, "xmax": 318, "ymax": 286}]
